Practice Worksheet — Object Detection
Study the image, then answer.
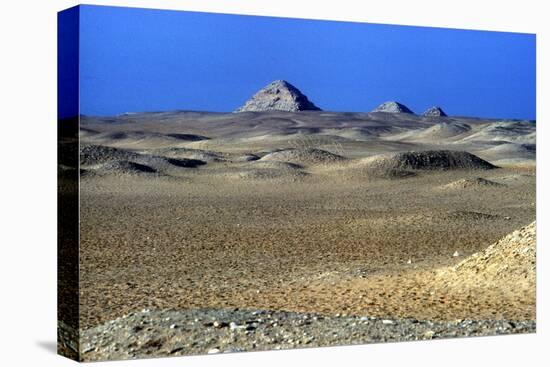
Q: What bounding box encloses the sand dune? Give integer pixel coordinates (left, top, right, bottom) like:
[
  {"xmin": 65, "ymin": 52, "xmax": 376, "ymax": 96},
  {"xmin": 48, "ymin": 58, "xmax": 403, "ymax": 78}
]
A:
[
  {"xmin": 484, "ymin": 143, "xmax": 535, "ymax": 155},
  {"xmin": 100, "ymin": 160, "xmax": 158, "ymax": 176},
  {"xmin": 387, "ymin": 122, "xmax": 471, "ymax": 142},
  {"xmin": 475, "ymin": 142, "xmax": 535, "ymax": 167},
  {"xmin": 80, "ymin": 111, "xmax": 535, "ymax": 166},
  {"xmin": 479, "ymin": 143, "xmax": 536, "ymax": 163},
  {"xmin": 414, "ymin": 122, "xmax": 471, "ymax": 140},
  {"xmin": 461, "ymin": 120, "xmax": 535, "ymax": 144}
]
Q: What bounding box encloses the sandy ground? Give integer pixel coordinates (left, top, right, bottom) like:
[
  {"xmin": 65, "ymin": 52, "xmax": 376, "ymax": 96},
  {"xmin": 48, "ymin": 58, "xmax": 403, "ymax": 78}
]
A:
[
  {"xmin": 70, "ymin": 110, "xmax": 535, "ymax": 359},
  {"xmin": 79, "ymin": 168, "xmax": 535, "ymax": 327}
]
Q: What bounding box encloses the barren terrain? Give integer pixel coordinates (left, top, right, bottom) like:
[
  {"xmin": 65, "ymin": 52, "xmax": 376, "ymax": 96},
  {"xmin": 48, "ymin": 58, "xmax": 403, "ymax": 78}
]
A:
[{"xmin": 69, "ymin": 110, "xmax": 535, "ymax": 360}]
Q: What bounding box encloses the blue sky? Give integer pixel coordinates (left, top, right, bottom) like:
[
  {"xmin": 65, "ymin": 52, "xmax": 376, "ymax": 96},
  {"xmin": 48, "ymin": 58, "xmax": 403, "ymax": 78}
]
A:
[{"xmin": 72, "ymin": 5, "xmax": 536, "ymax": 119}]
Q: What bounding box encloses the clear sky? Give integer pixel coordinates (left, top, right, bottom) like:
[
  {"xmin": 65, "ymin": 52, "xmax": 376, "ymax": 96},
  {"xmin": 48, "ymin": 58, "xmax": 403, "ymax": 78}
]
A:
[{"xmin": 74, "ymin": 5, "xmax": 536, "ymax": 120}]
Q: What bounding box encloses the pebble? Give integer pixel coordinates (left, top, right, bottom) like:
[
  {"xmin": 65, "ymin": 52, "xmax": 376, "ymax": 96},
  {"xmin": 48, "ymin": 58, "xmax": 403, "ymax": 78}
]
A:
[
  {"xmin": 76, "ymin": 309, "xmax": 536, "ymax": 362},
  {"xmin": 423, "ymin": 330, "xmax": 435, "ymax": 339},
  {"xmin": 230, "ymin": 322, "xmax": 246, "ymax": 331},
  {"xmin": 82, "ymin": 345, "xmax": 96, "ymax": 353},
  {"xmin": 170, "ymin": 344, "xmax": 184, "ymax": 354}
]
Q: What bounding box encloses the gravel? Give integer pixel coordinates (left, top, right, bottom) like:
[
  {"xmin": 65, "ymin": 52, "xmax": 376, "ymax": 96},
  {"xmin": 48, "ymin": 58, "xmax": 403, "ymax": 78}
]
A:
[{"xmin": 73, "ymin": 308, "xmax": 535, "ymax": 361}]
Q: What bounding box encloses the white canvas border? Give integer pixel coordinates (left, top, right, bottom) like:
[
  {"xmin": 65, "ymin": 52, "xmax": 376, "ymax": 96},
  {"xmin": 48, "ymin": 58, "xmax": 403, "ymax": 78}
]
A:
[{"xmin": 0, "ymin": 0, "xmax": 547, "ymax": 366}]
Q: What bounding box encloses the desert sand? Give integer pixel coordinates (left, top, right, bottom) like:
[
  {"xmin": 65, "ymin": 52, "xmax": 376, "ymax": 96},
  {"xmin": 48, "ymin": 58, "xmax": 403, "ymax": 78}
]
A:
[{"xmin": 68, "ymin": 106, "xmax": 535, "ymax": 360}]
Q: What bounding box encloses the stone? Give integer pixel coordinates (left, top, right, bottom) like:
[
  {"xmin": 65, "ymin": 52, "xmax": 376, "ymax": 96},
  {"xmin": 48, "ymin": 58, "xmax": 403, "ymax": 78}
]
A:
[
  {"xmin": 423, "ymin": 330, "xmax": 435, "ymax": 339},
  {"xmin": 235, "ymin": 80, "xmax": 321, "ymax": 112},
  {"xmin": 213, "ymin": 321, "xmax": 228, "ymax": 328},
  {"xmin": 229, "ymin": 322, "xmax": 245, "ymax": 331},
  {"xmin": 371, "ymin": 101, "xmax": 414, "ymax": 114},
  {"xmin": 245, "ymin": 324, "xmax": 257, "ymax": 331},
  {"xmin": 422, "ymin": 106, "xmax": 448, "ymax": 117}
]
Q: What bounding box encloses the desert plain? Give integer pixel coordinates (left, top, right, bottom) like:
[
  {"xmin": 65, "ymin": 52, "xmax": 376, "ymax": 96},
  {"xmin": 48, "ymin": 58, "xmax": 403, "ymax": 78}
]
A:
[{"xmin": 59, "ymin": 96, "xmax": 536, "ymax": 360}]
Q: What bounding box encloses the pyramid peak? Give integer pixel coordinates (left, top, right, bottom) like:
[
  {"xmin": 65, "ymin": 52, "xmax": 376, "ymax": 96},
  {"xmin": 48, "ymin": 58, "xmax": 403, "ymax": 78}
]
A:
[
  {"xmin": 235, "ymin": 80, "xmax": 321, "ymax": 112},
  {"xmin": 372, "ymin": 101, "xmax": 414, "ymax": 114},
  {"xmin": 422, "ymin": 106, "xmax": 448, "ymax": 117},
  {"xmin": 270, "ymin": 79, "xmax": 292, "ymax": 86}
]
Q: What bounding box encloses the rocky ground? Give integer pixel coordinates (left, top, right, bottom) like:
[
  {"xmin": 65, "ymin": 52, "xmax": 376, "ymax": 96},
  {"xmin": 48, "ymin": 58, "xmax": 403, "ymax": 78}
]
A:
[{"xmin": 77, "ymin": 308, "xmax": 535, "ymax": 361}]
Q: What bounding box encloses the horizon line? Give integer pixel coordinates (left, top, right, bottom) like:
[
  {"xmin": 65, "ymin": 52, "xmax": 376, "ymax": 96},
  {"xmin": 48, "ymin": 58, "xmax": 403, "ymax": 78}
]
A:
[{"xmin": 63, "ymin": 108, "xmax": 536, "ymax": 122}]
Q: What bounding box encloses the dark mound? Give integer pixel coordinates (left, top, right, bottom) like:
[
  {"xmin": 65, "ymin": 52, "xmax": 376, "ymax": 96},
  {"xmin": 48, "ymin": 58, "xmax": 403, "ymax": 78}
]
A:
[
  {"xmin": 164, "ymin": 133, "xmax": 210, "ymax": 141},
  {"xmin": 260, "ymin": 148, "xmax": 346, "ymax": 165},
  {"xmin": 369, "ymin": 150, "xmax": 497, "ymax": 171},
  {"xmin": 165, "ymin": 158, "xmax": 206, "ymax": 168},
  {"xmin": 105, "ymin": 131, "xmax": 130, "ymax": 140},
  {"xmin": 80, "ymin": 144, "xmax": 206, "ymax": 173},
  {"xmin": 101, "ymin": 160, "xmax": 158, "ymax": 175},
  {"xmin": 391, "ymin": 150, "xmax": 496, "ymax": 170},
  {"xmin": 146, "ymin": 147, "xmax": 224, "ymax": 162},
  {"xmin": 80, "ymin": 145, "xmax": 140, "ymax": 166},
  {"xmin": 234, "ymin": 154, "xmax": 260, "ymax": 162}
]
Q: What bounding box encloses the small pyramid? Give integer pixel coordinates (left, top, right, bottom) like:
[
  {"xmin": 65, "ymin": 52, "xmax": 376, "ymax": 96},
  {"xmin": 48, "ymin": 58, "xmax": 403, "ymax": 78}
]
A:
[
  {"xmin": 371, "ymin": 101, "xmax": 414, "ymax": 114},
  {"xmin": 235, "ymin": 80, "xmax": 321, "ymax": 112},
  {"xmin": 422, "ymin": 106, "xmax": 448, "ymax": 117}
]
